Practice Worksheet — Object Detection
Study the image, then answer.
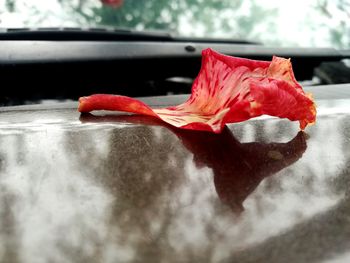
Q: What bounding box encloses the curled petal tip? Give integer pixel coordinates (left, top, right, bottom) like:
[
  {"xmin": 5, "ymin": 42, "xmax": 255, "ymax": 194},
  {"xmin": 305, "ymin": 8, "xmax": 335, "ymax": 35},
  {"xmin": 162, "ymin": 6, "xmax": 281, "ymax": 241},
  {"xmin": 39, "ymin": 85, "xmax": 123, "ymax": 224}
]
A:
[{"xmin": 78, "ymin": 96, "xmax": 91, "ymax": 112}]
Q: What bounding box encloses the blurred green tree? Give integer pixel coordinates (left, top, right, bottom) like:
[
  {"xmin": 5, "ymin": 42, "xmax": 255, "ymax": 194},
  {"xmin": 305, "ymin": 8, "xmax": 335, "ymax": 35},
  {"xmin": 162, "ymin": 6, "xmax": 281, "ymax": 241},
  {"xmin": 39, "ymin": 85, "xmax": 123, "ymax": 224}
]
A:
[
  {"xmin": 5, "ymin": 0, "xmax": 15, "ymax": 12},
  {"xmin": 2, "ymin": 0, "xmax": 349, "ymax": 48},
  {"xmin": 315, "ymin": 0, "xmax": 350, "ymax": 48},
  {"xmin": 59, "ymin": 0, "xmax": 277, "ymax": 42}
]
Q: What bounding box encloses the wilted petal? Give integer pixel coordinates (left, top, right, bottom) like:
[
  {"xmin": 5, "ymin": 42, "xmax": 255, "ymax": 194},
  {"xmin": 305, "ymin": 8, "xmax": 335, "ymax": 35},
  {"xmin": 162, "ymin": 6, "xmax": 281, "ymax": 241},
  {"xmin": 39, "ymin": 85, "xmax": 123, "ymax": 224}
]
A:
[{"xmin": 78, "ymin": 48, "xmax": 316, "ymax": 133}]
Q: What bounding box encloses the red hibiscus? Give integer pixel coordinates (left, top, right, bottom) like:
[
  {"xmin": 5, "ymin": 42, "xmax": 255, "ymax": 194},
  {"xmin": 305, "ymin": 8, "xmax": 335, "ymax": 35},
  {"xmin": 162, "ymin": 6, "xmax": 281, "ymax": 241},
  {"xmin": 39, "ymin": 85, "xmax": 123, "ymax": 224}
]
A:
[
  {"xmin": 100, "ymin": 0, "xmax": 123, "ymax": 8},
  {"xmin": 78, "ymin": 48, "xmax": 316, "ymax": 133}
]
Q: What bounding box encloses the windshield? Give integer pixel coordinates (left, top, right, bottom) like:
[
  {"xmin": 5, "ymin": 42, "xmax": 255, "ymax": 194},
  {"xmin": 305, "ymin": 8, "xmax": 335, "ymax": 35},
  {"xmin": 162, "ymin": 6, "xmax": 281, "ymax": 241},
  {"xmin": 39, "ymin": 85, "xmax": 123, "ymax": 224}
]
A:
[{"xmin": 0, "ymin": 0, "xmax": 349, "ymax": 48}]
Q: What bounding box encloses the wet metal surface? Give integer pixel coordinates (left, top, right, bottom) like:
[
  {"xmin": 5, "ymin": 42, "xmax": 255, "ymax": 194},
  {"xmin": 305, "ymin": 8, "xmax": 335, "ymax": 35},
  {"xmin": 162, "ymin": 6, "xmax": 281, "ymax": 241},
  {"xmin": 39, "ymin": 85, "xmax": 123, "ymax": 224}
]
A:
[{"xmin": 0, "ymin": 88, "xmax": 350, "ymax": 262}]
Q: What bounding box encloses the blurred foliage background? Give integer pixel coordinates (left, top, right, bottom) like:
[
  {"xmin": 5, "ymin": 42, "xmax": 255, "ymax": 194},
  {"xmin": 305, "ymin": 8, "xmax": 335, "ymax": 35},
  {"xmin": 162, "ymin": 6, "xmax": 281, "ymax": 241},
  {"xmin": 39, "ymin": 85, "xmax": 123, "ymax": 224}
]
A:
[{"xmin": 0, "ymin": 0, "xmax": 349, "ymax": 48}]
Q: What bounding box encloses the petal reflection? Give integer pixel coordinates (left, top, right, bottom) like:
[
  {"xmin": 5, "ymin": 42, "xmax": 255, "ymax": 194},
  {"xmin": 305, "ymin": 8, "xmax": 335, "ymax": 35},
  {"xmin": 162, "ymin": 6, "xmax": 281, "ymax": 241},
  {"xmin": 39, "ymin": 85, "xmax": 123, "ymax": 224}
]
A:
[{"xmin": 80, "ymin": 113, "xmax": 307, "ymax": 213}]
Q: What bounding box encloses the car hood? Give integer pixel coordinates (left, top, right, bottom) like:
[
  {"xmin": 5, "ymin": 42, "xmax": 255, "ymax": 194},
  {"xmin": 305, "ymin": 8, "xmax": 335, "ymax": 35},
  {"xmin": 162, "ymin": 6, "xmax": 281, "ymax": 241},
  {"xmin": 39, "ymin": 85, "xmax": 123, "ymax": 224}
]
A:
[{"xmin": 0, "ymin": 84, "xmax": 349, "ymax": 262}]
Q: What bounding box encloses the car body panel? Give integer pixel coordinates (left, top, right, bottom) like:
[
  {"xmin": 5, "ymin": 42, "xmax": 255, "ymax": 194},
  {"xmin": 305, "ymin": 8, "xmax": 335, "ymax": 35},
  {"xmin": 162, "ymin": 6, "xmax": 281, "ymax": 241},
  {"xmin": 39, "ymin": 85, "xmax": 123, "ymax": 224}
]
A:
[{"xmin": 0, "ymin": 84, "xmax": 349, "ymax": 262}]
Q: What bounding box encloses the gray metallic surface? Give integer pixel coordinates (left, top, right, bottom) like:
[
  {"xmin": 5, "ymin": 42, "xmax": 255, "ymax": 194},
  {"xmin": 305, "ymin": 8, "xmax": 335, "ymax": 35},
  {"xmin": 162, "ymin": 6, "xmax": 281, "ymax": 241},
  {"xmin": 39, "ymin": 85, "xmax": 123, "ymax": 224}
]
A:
[
  {"xmin": 0, "ymin": 85, "xmax": 349, "ymax": 262},
  {"xmin": 0, "ymin": 41, "xmax": 347, "ymax": 63}
]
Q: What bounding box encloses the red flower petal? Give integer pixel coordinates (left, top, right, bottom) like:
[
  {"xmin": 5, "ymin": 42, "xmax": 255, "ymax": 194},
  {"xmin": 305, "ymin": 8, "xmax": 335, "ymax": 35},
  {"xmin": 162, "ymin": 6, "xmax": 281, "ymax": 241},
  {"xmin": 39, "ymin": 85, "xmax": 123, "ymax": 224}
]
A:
[
  {"xmin": 78, "ymin": 48, "xmax": 316, "ymax": 133},
  {"xmin": 100, "ymin": 0, "xmax": 123, "ymax": 8}
]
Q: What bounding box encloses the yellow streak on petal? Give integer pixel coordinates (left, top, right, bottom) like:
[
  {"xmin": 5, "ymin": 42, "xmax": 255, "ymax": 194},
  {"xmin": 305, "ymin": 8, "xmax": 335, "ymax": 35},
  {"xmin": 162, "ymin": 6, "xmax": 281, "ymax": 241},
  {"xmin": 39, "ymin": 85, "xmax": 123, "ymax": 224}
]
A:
[
  {"xmin": 207, "ymin": 108, "xmax": 230, "ymax": 125},
  {"xmin": 154, "ymin": 108, "xmax": 212, "ymax": 127},
  {"xmin": 154, "ymin": 108, "xmax": 231, "ymax": 129}
]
